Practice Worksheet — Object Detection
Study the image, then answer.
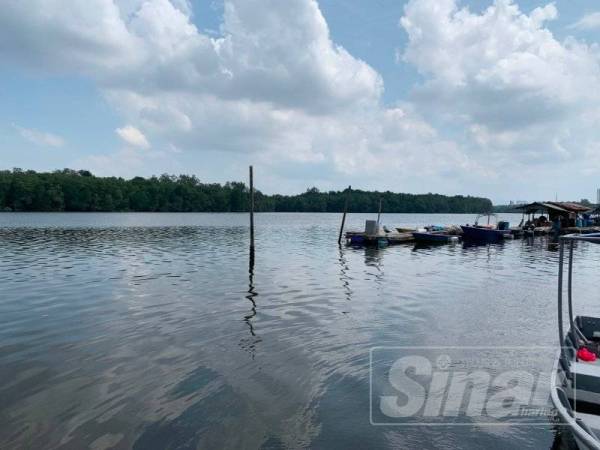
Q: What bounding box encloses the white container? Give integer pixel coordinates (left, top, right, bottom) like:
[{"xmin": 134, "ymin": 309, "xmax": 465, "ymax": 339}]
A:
[{"xmin": 365, "ymin": 220, "xmax": 379, "ymax": 235}]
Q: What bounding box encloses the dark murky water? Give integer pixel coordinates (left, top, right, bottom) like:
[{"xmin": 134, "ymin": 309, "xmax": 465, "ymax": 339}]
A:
[{"xmin": 1, "ymin": 213, "xmax": 599, "ymax": 449}]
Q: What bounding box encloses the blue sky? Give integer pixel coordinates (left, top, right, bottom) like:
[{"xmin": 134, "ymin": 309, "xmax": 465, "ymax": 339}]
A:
[{"xmin": 1, "ymin": 0, "xmax": 600, "ymax": 203}]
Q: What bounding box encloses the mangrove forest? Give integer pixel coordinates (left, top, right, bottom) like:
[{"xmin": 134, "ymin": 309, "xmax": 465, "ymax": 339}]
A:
[{"xmin": 0, "ymin": 169, "xmax": 493, "ymax": 213}]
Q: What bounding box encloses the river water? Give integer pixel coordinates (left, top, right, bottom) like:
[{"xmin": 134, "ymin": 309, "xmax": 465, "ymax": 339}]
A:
[{"xmin": 1, "ymin": 212, "xmax": 599, "ymax": 449}]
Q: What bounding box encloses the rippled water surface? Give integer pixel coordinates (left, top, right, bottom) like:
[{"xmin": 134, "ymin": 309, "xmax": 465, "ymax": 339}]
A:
[{"xmin": 2, "ymin": 212, "xmax": 600, "ymax": 449}]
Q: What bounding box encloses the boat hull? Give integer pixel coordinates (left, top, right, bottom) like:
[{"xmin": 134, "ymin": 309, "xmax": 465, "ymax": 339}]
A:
[
  {"xmin": 412, "ymin": 232, "xmax": 455, "ymax": 243},
  {"xmin": 551, "ymin": 352, "xmax": 600, "ymax": 450},
  {"xmin": 551, "ymin": 318, "xmax": 600, "ymax": 450},
  {"xmin": 460, "ymin": 225, "xmax": 509, "ymax": 243}
]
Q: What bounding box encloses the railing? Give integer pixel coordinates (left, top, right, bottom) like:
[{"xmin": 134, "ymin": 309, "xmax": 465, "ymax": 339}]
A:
[{"xmin": 557, "ymin": 233, "xmax": 600, "ymax": 349}]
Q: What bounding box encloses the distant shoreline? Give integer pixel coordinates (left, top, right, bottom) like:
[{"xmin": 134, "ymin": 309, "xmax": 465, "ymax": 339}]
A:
[{"xmin": 1, "ymin": 169, "xmax": 493, "ymax": 214}]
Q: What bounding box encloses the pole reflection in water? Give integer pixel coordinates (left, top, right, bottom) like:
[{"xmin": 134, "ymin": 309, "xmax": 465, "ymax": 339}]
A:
[
  {"xmin": 241, "ymin": 245, "xmax": 261, "ymax": 358},
  {"xmin": 338, "ymin": 246, "xmax": 352, "ymax": 305}
]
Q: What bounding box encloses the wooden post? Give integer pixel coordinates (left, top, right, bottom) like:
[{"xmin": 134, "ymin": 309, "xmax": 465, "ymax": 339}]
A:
[
  {"xmin": 249, "ymin": 166, "xmax": 255, "ymax": 250},
  {"xmin": 377, "ymin": 198, "xmax": 382, "ymax": 225},
  {"xmin": 338, "ymin": 185, "xmax": 351, "ymax": 245}
]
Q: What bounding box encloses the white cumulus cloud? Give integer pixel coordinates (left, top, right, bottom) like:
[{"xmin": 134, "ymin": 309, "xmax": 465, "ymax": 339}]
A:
[
  {"xmin": 116, "ymin": 125, "xmax": 150, "ymax": 149},
  {"xmin": 0, "ymin": 0, "xmax": 403, "ymax": 180},
  {"xmin": 400, "ymin": 0, "xmax": 600, "ymax": 172}
]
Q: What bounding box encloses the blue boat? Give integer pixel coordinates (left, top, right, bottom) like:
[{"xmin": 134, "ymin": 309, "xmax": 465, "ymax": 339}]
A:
[
  {"xmin": 349, "ymin": 235, "xmax": 365, "ymax": 245},
  {"xmin": 460, "ymin": 225, "xmax": 509, "ymax": 243},
  {"xmin": 461, "ymin": 213, "xmax": 510, "ymax": 243},
  {"xmin": 412, "ymin": 231, "xmax": 458, "ymax": 243}
]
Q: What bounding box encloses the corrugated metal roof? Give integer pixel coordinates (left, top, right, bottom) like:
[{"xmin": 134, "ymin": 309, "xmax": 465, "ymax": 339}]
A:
[
  {"xmin": 515, "ymin": 201, "xmax": 590, "ymax": 213},
  {"xmin": 550, "ymin": 202, "xmax": 591, "ymax": 212},
  {"xmin": 516, "ymin": 202, "xmax": 568, "ymax": 213}
]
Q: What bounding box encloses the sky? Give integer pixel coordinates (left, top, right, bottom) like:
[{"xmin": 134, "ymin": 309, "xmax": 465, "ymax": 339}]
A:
[{"xmin": 1, "ymin": 0, "xmax": 600, "ymax": 203}]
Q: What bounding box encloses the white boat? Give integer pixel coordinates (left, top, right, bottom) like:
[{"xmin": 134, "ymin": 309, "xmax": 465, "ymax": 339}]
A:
[{"xmin": 551, "ymin": 233, "xmax": 600, "ymax": 450}]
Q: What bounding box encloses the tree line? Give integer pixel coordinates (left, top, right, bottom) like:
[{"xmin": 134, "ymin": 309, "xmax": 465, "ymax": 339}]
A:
[{"xmin": 0, "ymin": 169, "xmax": 493, "ymax": 213}]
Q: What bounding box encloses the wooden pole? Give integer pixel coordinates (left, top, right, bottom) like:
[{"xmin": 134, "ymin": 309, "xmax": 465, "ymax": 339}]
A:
[
  {"xmin": 338, "ymin": 185, "xmax": 351, "ymax": 245},
  {"xmin": 249, "ymin": 166, "xmax": 255, "ymax": 250},
  {"xmin": 377, "ymin": 198, "xmax": 382, "ymax": 225}
]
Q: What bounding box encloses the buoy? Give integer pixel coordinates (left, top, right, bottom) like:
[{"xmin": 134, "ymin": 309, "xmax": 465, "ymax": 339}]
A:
[{"xmin": 577, "ymin": 347, "xmax": 597, "ymax": 362}]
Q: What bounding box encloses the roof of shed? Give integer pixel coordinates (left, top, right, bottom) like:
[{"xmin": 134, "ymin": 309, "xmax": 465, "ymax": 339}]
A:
[{"xmin": 516, "ymin": 201, "xmax": 591, "ymax": 213}]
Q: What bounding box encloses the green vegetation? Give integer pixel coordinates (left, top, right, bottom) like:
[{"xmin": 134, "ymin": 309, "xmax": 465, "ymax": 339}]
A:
[
  {"xmin": 0, "ymin": 169, "xmax": 492, "ymax": 213},
  {"xmin": 492, "ymin": 204, "xmax": 520, "ymax": 213}
]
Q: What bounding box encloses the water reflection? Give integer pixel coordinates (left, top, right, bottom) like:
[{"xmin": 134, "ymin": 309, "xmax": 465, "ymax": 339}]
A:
[
  {"xmin": 337, "ymin": 246, "xmax": 352, "ymax": 304},
  {"xmin": 363, "ymin": 246, "xmax": 383, "ymax": 268},
  {"xmin": 461, "ymin": 240, "xmax": 506, "ymax": 250},
  {"xmin": 411, "ymin": 241, "xmax": 458, "ymax": 252},
  {"xmin": 550, "ymin": 423, "xmax": 578, "ymax": 449},
  {"xmin": 241, "ymin": 246, "xmax": 261, "ymax": 357}
]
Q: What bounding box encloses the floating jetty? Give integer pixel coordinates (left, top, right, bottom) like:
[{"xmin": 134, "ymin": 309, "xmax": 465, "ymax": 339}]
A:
[
  {"xmin": 345, "ymin": 220, "xmax": 461, "ymax": 246},
  {"xmin": 343, "ymin": 219, "xmax": 600, "ymax": 248},
  {"xmin": 345, "ymin": 229, "xmax": 415, "ymax": 246},
  {"xmin": 521, "ymin": 225, "xmax": 600, "ymax": 236},
  {"xmin": 340, "ymin": 200, "xmax": 600, "ymax": 247}
]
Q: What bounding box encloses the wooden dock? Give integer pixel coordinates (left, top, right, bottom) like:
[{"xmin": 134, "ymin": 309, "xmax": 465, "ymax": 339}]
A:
[
  {"xmin": 345, "ymin": 230, "xmax": 415, "ymax": 246},
  {"xmin": 344, "ymin": 225, "xmax": 600, "ymax": 247},
  {"xmin": 523, "ymin": 226, "xmax": 600, "ymax": 236}
]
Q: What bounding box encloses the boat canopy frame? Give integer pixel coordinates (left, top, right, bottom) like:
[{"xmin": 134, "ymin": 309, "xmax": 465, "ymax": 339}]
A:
[
  {"xmin": 557, "ymin": 233, "xmax": 600, "ymax": 348},
  {"xmin": 474, "ymin": 212, "xmax": 498, "ymax": 226}
]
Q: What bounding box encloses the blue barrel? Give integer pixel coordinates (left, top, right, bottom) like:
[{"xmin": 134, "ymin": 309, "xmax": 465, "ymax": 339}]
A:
[{"xmin": 350, "ymin": 235, "xmax": 365, "ymax": 245}]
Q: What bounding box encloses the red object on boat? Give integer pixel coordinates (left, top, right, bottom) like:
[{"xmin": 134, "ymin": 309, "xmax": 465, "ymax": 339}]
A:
[{"xmin": 577, "ymin": 347, "xmax": 597, "ymax": 362}]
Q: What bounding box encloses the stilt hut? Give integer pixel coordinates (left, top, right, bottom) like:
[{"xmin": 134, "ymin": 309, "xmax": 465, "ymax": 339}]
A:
[{"xmin": 516, "ymin": 202, "xmax": 591, "ymax": 229}]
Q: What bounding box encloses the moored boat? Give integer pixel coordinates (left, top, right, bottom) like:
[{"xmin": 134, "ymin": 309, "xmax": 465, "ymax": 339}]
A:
[
  {"xmin": 460, "ymin": 226, "xmax": 510, "ymax": 243},
  {"xmin": 461, "ymin": 213, "xmax": 511, "ymax": 243},
  {"xmin": 412, "ymin": 231, "xmax": 459, "ymax": 244},
  {"xmin": 551, "ymin": 233, "xmax": 600, "ymax": 450}
]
